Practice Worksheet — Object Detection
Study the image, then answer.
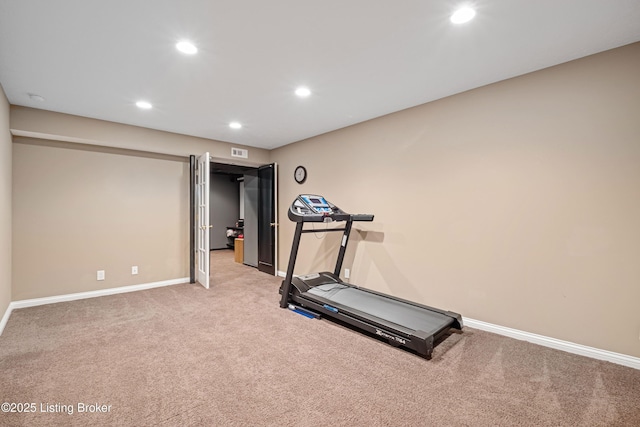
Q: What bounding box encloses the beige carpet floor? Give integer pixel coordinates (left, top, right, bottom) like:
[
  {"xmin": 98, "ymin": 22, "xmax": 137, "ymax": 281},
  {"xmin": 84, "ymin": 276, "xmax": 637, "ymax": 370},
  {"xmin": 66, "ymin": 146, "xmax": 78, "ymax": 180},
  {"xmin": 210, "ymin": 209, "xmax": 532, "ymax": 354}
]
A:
[{"xmin": 1, "ymin": 250, "xmax": 639, "ymax": 426}]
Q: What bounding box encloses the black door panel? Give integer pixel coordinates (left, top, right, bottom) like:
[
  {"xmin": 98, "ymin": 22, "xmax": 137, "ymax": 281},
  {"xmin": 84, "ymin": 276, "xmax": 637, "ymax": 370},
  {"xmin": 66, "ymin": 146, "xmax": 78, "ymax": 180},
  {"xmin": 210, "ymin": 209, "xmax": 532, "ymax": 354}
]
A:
[{"xmin": 258, "ymin": 164, "xmax": 275, "ymax": 275}]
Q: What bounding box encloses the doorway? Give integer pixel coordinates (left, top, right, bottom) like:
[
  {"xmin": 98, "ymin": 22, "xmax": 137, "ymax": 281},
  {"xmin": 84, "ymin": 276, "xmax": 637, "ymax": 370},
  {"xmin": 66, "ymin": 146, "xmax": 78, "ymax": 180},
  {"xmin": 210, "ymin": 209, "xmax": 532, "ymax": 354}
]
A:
[{"xmin": 190, "ymin": 157, "xmax": 278, "ymax": 285}]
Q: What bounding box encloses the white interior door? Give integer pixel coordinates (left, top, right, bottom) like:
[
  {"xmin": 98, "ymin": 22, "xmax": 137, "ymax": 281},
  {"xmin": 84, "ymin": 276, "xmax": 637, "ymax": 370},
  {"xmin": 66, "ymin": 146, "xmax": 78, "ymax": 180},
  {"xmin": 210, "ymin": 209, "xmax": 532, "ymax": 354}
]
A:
[{"xmin": 196, "ymin": 152, "xmax": 210, "ymax": 288}]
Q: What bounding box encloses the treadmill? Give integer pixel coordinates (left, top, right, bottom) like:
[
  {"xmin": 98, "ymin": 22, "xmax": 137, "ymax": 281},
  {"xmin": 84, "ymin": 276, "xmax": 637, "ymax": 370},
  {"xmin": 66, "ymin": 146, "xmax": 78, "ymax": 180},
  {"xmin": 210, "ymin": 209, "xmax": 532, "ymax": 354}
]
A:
[{"xmin": 279, "ymin": 194, "xmax": 462, "ymax": 359}]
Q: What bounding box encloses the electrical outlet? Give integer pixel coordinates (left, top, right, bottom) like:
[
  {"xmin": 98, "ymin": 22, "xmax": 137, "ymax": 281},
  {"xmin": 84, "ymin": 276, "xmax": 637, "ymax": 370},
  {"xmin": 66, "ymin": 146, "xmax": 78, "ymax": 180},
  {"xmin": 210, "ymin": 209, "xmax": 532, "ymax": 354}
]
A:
[
  {"xmin": 344, "ymin": 268, "xmax": 350, "ymax": 279},
  {"xmin": 97, "ymin": 270, "xmax": 105, "ymax": 281},
  {"xmin": 132, "ymin": 266, "xmax": 138, "ymax": 275}
]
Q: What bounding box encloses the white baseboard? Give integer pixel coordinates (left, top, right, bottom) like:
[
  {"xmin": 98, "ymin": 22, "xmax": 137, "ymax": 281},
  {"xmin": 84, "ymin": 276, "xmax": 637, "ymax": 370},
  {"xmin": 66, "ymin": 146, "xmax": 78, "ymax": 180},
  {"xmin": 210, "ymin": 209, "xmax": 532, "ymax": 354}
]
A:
[
  {"xmin": 464, "ymin": 317, "xmax": 640, "ymax": 370},
  {"xmin": 0, "ymin": 302, "xmax": 13, "ymax": 336},
  {"xmin": 0, "ymin": 277, "xmax": 189, "ymax": 335},
  {"xmin": 277, "ymin": 270, "xmax": 286, "ymax": 278},
  {"xmin": 275, "ymin": 276, "xmax": 640, "ymax": 369}
]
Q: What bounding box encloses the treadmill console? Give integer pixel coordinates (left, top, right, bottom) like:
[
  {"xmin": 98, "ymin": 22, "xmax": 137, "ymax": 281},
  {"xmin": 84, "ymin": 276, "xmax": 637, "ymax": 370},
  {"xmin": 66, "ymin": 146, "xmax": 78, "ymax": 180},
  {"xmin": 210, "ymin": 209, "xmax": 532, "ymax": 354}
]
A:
[
  {"xmin": 289, "ymin": 194, "xmax": 343, "ymax": 222},
  {"xmin": 288, "ymin": 194, "xmax": 374, "ymax": 223},
  {"xmin": 299, "ymin": 195, "xmax": 332, "ymax": 213}
]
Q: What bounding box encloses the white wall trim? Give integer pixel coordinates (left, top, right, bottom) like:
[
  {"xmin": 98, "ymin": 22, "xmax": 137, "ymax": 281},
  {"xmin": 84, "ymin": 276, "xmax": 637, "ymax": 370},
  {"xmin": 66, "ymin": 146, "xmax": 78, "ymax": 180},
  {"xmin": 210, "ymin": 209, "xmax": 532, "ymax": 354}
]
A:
[
  {"xmin": 0, "ymin": 303, "xmax": 13, "ymax": 336},
  {"xmin": 11, "ymin": 277, "xmax": 189, "ymax": 310},
  {"xmin": 464, "ymin": 317, "xmax": 640, "ymax": 370},
  {"xmin": 0, "ymin": 277, "xmax": 189, "ymax": 335}
]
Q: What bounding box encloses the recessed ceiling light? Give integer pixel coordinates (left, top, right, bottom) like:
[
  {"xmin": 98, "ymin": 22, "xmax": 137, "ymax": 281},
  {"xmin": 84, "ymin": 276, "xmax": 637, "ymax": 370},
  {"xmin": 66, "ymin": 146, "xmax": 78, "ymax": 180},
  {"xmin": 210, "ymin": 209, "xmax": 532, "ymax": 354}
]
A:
[
  {"xmin": 450, "ymin": 6, "xmax": 476, "ymax": 24},
  {"xmin": 136, "ymin": 100, "xmax": 153, "ymax": 109},
  {"xmin": 229, "ymin": 121, "xmax": 242, "ymax": 129},
  {"xmin": 176, "ymin": 41, "xmax": 198, "ymax": 54},
  {"xmin": 295, "ymin": 87, "xmax": 311, "ymax": 98}
]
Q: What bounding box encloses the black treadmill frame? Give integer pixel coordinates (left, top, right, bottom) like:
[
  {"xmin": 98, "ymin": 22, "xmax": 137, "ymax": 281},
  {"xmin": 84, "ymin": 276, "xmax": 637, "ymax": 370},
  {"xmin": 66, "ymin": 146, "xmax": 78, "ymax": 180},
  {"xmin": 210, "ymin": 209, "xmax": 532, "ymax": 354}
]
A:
[{"xmin": 279, "ymin": 195, "xmax": 462, "ymax": 359}]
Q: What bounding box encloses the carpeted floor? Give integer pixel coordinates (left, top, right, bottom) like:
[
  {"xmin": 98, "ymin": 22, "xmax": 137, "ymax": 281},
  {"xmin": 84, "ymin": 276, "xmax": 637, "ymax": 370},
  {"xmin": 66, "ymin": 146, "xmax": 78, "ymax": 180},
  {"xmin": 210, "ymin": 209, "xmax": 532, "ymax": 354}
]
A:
[{"xmin": 1, "ymin": 250, "xmax": 639, "ymax": 426}]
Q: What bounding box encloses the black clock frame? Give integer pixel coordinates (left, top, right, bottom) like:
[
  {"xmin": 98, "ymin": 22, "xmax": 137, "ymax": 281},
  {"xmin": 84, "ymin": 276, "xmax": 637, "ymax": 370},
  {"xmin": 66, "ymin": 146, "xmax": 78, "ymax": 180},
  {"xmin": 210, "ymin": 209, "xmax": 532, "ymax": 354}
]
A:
[{"xmin": 294, "ymin": 166, "xmax": 307, "ymax": 184}]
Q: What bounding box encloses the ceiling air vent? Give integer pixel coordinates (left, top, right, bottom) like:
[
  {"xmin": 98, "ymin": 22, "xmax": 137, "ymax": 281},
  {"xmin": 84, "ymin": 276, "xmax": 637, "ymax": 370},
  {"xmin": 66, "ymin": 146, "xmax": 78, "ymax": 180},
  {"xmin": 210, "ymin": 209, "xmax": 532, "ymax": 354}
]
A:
[{"xmin": 231, "ymin": 147, "xmax": 248, "ymax": 159}]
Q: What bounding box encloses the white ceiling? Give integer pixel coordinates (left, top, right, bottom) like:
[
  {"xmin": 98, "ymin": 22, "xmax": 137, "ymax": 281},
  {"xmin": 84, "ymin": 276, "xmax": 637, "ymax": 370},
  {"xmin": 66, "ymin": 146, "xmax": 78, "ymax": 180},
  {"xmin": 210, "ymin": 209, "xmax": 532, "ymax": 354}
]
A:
[{"xmin": 1, "ymin": 1, "xmax": 639, "ymax": 150}]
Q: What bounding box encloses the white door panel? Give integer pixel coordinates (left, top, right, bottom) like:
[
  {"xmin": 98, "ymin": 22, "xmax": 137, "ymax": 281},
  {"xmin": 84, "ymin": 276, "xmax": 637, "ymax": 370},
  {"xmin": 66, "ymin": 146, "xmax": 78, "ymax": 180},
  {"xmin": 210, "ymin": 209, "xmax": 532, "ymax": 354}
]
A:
[{"xmin": 196, "ymin": 152, "xmax": 210, "ymax": 288}]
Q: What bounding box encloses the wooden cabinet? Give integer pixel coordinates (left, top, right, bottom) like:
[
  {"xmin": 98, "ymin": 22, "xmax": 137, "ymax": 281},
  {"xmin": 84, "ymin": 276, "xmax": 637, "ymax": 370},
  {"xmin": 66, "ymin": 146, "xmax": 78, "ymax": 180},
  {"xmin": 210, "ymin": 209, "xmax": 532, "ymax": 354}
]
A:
[{"xmin": 234, "ymin": 238, "xmax": 244, "ymax": 264}]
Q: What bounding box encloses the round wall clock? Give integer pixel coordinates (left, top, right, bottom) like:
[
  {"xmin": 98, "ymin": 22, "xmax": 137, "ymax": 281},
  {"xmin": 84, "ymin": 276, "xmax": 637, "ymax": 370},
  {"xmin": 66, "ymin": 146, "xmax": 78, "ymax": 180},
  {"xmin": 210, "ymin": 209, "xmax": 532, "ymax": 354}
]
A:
[{"xmin": 294, "ymin": 165, "xmax": 307, "ymax": 184}]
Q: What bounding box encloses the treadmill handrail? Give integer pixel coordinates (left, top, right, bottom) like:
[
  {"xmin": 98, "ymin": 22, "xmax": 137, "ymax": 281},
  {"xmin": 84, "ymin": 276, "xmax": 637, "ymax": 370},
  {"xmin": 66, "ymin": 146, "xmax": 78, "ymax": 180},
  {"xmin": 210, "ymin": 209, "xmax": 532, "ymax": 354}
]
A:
[
  {"xmin": 287, "ymin": 210, "xmax": 328, "ymax": 222},
  {"xmin": 287, "ymin": 210, "xmax": 373, "ymax": 223}
]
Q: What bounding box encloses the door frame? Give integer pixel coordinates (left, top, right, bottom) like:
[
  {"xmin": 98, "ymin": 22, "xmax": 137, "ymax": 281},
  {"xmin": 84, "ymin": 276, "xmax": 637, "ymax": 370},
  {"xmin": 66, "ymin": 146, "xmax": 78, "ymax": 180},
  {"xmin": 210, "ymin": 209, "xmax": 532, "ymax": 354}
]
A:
[{"xmin": 190, "ymin": 156, "xmax": 279, "ymax": 280}]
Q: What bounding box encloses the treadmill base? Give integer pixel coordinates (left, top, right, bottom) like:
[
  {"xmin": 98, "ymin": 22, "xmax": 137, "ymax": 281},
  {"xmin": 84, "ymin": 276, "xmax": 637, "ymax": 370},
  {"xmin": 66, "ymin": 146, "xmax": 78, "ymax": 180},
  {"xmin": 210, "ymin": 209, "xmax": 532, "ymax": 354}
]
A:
[{"xmin": 283, "ymin": 273, "xmax": 462, "ymax": 360}]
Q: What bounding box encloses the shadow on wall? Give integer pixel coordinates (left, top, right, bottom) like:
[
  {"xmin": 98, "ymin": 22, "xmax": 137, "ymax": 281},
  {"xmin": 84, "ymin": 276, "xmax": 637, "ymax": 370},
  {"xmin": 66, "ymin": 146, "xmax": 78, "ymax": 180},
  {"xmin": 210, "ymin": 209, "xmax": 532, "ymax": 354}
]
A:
[
  {"xmin": 306, "ymin": 225, "xmax": 424, "ymax": 305},
  {"xmin": 307, "ymin": 228, "xmax": 342, "ymax": 273},
  {"xmin": 343, "ymin": 228, "xmax": 428, "ymax": 304},
  {"xmin": 357, "ymin": 230, "xmax": 385, "ymax": 243},
  {"xmin": 340, "ymin": 229, "xmax": 384, "ymax": 277},
  {"xmin": 304, "ymin": 226, "xmax": 385, "ymax": 276}
]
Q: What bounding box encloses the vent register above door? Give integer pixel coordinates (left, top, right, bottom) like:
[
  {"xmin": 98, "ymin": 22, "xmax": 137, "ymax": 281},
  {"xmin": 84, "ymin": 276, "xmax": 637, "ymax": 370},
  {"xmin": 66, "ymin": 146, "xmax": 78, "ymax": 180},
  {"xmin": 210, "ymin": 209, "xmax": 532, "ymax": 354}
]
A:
[{"xmin": 231, "ymin": 147, "xmax": 248, "ymax": 159}]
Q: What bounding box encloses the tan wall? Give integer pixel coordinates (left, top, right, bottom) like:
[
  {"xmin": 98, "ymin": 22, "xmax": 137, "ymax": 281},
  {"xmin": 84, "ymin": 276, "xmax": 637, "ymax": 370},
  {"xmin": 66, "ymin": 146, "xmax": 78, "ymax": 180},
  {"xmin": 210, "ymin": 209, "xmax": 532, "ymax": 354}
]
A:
[
  {"xmin": 12, "ymin": 138, "xmax": 189, "ymax": 300},
  {"xmin": 9, "ymin": 107, "xmax": 271, "ymax": 301},
  {"xmin": 271, "ymin": 42, "xmax": 640, "ymax": 358},
  {"xmin": 10, "ymin": 106, "xmax": 270, "ymax": 163},
  {"xmin": 0, "ymin": 85, "xmax": 11, "ymax": 320}
]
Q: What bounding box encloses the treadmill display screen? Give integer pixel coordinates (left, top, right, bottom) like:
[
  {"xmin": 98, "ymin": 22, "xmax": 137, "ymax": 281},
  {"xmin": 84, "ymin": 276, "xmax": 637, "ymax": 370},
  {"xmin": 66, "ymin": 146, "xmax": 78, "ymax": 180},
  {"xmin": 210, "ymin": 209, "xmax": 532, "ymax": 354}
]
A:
[{"xmin": 301, "ymin": 195, "xmax": 331, "ymax": 213}]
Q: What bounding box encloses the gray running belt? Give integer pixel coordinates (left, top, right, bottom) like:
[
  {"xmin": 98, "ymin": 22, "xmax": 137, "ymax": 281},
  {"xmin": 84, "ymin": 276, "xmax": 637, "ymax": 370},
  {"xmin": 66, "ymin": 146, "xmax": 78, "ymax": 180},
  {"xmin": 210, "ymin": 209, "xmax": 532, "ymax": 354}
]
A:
[{"xmin": 306, "ymin": 283, "xmax": 452, "ymax": 335}]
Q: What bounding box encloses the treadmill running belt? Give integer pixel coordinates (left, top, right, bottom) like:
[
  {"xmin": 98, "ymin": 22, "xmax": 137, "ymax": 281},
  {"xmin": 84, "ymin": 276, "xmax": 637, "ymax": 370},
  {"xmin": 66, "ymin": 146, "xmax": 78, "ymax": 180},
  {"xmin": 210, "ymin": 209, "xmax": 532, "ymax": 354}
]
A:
[{"xmin": 306, "ymin": 284, "xmax": 453, "ymax": 335}]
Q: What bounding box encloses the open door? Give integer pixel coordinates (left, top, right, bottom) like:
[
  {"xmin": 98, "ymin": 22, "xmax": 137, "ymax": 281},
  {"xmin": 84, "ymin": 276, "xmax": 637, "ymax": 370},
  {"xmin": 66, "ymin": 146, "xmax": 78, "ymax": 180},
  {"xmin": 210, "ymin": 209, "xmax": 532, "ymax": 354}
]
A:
[
  {"xmin": 195, "ymin": 152, "xmax": 211, "ymax": 288},
  {"xmin": 258, "ymin": 163, "xmax": 278, "ymax": 275}
]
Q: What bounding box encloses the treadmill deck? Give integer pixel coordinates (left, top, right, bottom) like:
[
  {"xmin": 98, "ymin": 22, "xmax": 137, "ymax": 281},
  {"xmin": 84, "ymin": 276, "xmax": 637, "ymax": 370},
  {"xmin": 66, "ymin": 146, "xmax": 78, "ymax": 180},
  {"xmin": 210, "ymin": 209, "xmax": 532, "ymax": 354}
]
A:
[{"xmin": 305, "ymin": 283, "xmax": 454, "ymax": 336}]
